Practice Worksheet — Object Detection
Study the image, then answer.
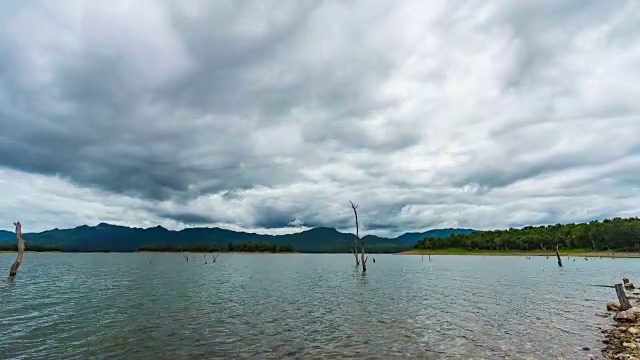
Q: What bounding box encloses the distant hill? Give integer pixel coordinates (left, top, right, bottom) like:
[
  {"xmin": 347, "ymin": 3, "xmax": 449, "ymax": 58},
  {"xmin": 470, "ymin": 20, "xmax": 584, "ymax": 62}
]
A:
[
  {"xmin": 0, "ymin": 223, "xmax": 474, "ymax": 253},
  {"xmin": 0, "ymin": 230, "xmax": 14, "ymax": 242}
]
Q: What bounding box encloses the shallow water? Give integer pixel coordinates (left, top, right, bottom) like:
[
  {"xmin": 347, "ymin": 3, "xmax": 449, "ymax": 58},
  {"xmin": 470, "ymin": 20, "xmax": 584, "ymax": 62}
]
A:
[{"xmin": 0, "ymin": 253, "xmax": 631, "ymax": 359}]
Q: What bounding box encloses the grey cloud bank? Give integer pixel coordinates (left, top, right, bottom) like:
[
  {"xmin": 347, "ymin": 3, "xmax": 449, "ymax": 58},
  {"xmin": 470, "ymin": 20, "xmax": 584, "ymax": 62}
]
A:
[{"xmin": 1, "ymin": 0, "xmax": 639, "ymax": 236}]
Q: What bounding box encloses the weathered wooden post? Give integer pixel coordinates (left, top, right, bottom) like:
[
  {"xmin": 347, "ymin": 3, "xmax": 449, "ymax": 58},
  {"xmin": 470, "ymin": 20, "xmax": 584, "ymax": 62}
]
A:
[
  {"xmin": 615, "ymin": 283, "xmax": 632, "ymax": 311},
  {"xmin": 9, "ymin": 222, "xmax": 24, "ymax": 277}
]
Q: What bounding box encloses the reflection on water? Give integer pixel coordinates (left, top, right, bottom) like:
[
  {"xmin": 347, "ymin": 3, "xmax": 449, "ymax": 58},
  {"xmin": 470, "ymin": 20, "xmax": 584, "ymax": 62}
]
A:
[{"xmin": 0, "ymin": 253, "xmax": 630, "ymax": 359}]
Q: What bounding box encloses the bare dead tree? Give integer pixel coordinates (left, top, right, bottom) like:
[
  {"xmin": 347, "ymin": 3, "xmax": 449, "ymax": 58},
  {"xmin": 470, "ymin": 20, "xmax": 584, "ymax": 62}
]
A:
[
  {"xmin": 204, "ymin": 254, "xmax": 207, "ymax": 264},
  {"xmin": 607, "ymin": 246, "xmax": 614, "ymax": 259},
  {"xmin": 350, "ymin": 201, "xmax": 368, "ymax": 272},
  {"xmin": 212, "ymin": 253, "xmax": 220, "ymax": 263},
  {"xmin": 540, "ymin": 243, "xmax": 549, "ymax": 259},
  {"xmin": 9, "ymin": 222, "xmax": 24, "ymax": 277},
  {"xmin": 350, "ymin": 201, "xmax": 360, "ymax": 266},
  {"xmin": 555, "ymin": 244, "xmax": 562, "ymax": 267}
]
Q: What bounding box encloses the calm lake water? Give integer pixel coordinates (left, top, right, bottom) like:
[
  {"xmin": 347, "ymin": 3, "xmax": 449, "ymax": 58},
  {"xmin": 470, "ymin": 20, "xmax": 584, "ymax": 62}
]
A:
[{"xmin": 0, "ymin": 253, "xmax": 633, "ymax": 359}]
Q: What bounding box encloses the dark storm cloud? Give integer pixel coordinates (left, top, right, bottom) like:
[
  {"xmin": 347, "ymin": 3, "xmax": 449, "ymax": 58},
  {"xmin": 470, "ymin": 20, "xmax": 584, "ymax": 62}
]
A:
[
  {"xmin": 1, "ymin": 0, "xmax": 640, "ymax": 235},
  {"xmin": 156, "ymin": 211, "xmax": 216, "ymax": 226}
]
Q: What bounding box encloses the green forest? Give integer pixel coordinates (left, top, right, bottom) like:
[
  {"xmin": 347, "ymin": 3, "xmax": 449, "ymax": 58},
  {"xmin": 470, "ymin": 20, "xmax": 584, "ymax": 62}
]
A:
[
  {"xmin": 415, "ymin": 217, "xmax": 640, "ymax": 252},
  {"xmin": 138, "ymin": 242, "xmax": 294, "ymax": 253}
]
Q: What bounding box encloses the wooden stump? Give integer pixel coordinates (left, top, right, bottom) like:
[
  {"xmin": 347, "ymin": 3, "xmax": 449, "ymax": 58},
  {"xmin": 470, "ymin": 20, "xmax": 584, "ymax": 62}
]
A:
[
  {"xmin": 615, "ymin": 283, "xmax": 632, "ymax": 311},
  {"xmin": 555, "ymin": 244, "xmax": 562, "ymax": 267}
]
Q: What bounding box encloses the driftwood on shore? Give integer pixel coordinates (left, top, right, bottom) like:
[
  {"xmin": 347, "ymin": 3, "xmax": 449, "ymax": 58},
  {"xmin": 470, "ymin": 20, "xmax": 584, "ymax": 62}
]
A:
[{"xmin": 9, "ymin": 222, "xmax": 24, "ymax": 277}]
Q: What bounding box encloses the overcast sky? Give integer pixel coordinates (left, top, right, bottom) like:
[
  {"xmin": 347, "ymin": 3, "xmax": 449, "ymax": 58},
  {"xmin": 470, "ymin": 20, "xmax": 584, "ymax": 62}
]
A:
[{"xmin": 1, "ymin": 0, "xmax": 639, "ymax": 236}]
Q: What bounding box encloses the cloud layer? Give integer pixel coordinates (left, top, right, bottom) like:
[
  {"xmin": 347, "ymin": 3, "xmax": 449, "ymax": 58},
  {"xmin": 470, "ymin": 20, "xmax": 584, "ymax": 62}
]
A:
[{"xmin": 1, "ymin": 0, "xmax": 640, "ymax": 235}]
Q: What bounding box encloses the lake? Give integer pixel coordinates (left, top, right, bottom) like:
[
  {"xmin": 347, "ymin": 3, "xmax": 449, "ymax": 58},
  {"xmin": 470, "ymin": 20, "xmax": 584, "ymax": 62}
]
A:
[{"xmin": 0, "ymin": 253, "xmax": 631, "ymax": 359}]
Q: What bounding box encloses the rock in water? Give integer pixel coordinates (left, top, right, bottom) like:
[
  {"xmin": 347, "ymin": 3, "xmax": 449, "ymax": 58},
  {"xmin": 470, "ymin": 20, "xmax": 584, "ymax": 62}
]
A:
[
  {"xmin": 608, "ymin": 302, "xmax": 622, "ymax": 311},
  {"xmin": 624, "ymin": 278, "xmax": 636, "ymax": 290}
]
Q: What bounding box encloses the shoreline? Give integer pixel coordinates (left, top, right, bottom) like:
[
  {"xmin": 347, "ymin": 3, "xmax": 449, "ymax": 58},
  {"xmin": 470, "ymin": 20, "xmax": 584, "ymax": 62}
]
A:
[
  {"xmin": 600, "ymin": 282, "xmax": 640, "ymax": 359},
  {"xmin": 0, "ymin": 250, "xmax": 62, "ymax": 253},
  {"xmin": 2, "ymin": 250, "xmax": 639, "ymax": 257},
  {"xmin": 398, "ymin": 249, "xmax": 640, "ymax": 258},
  {"xmin": 136, "ymin": 251, "xmax": 296, "ymax": 254}
]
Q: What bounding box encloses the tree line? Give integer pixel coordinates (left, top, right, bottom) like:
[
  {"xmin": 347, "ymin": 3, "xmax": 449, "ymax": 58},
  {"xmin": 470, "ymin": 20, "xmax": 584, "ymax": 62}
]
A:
[
  {"xmin": 138, "ymin": 242, "xmax": 294, "ymax": 253},
  {"xmin": 415, "ymin": 217, "xmax": 640, "ymax": 251},
  {"xmin": 0, "ymin": 244, "xmax": 61, "ymax": 252}
]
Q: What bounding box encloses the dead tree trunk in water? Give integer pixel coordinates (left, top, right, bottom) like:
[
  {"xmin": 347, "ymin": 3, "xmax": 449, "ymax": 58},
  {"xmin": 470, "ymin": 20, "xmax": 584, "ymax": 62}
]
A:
[
  {"xmin": 555, "ymin": 244, "xmax": 563, "ymax": 267},
  {"xmin": 350, "ymin": 201, "xmax": 360, "ymax": 266},
  {"xmin": 615, "ymin": 283, "xmax": 632, "ymax": 311},
  {"xmin": 350, "ymin": 201, "xmax": 368, "ymax": 272},
  {"xmin": 361, "ymin": 235, "xmax": 368, "ymax": 273},
  {"xmin": 9, "ymin": 222, "xmax": 24, "ymax": 277}
]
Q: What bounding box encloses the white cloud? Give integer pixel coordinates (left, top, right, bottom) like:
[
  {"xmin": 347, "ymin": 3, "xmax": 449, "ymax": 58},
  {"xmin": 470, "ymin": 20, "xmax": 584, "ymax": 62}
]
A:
[{"xmin": 1, "ymin": 0, "xmax": 640, "ymax": 236}]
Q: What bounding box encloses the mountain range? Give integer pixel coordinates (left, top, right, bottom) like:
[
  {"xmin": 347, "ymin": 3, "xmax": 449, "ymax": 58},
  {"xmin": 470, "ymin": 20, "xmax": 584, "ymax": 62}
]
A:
[{"xmin": 0, "ymin": 223, "xmax": 474, "ymax": 253}]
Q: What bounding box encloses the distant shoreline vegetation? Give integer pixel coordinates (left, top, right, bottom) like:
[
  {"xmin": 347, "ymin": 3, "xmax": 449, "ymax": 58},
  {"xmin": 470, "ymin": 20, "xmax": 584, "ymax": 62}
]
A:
[
  {"xmin": 414, "ymin": 217, "xmax": 640, "ymax": 252},
  {"xmin": 0, "ymin": 244, "xmax": 62, "ymax": 252},
  {"xmin": 137, "ymin": 242, "xmax": 295, "ymax": 253}
]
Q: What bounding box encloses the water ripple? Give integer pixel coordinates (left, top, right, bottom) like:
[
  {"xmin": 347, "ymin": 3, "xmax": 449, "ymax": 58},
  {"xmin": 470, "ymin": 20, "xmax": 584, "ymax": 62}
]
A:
[{"xmin": 0, "ymin": 253, "xmax": 632, "ymax": 359}]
